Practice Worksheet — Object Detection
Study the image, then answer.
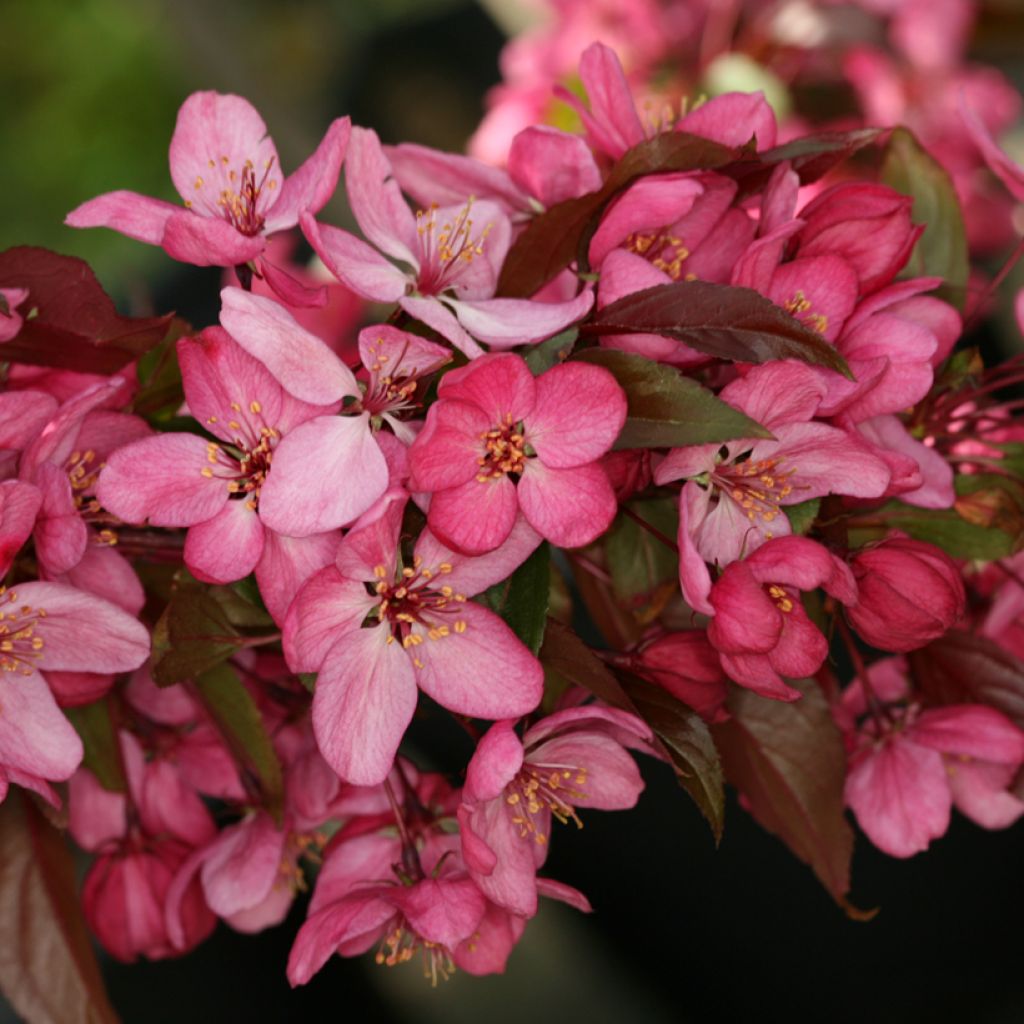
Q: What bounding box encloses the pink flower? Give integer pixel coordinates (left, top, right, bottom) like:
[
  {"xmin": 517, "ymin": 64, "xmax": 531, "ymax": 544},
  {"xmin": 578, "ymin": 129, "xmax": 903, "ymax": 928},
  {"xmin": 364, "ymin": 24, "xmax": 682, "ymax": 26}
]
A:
[
  {"xmin": 0, "ymin": 479, "xmax": 42, "ymax": 579},
  {"xmin": 408, "ymin": 353, "xmax": 626, "ymax": 554},
  {"xmin": 0, "ymin": 390, "xmax": 59, "ymax": 481},
  {"xmin": 66, "ymin": 92, "xmax": 350, "ymax": 306},
  {"xmin": 632, "ymin": 631, "xmax": 728, "ymax": 722},
  {"xmin": 458, "ymin": 706, "xmax": 650, "ymax": 917},
  {"xmin": 846, "ymin": 700, "xmax": 1024, "ymax": 858},
  {"xmin": 707, "ymin": 537, "xmax": 858, "ymax": 701},
  {"xmin": 0, "ymin": 581, "xmax": 149, "ymax": 796},
  {"xmin": 300, "ymin": 127, "xmax": 594, "ymax": 359},
  {"xmin": 846, "ymin": 536, "xmax": 965, "ymax": 652},
  {"xmin": 284, "ymin": 491, "xmax": 544, "ymax": 784},
  {"xmin": 655, "ymin": 360, "xmax": 890, "ymax": 614},
  {"xmin": 96, "ymin": 327, "xmax": 387, "ymax": 592},
  {"xmin": 0, "ymin": 287, "xmax": 27, "ymax": 343}
]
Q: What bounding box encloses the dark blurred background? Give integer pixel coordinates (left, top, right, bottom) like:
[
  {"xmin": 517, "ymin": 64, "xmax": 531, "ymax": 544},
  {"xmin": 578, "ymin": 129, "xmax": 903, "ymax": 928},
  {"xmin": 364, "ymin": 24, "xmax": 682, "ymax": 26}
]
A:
[{"xmin": 3, "ymin": 0, "xmax": 1024, "ymax": 1020}]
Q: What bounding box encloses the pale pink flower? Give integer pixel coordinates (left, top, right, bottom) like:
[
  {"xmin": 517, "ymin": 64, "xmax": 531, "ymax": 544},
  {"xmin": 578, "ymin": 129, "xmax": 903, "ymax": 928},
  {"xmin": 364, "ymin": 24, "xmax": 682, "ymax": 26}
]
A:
[
  {"xmin": 409, "ymin": 353, "xmax": 626, "ymax": 554},
  {"xmin": 67, "ymin": 92, "xmax": 350, "ymax": 305}
]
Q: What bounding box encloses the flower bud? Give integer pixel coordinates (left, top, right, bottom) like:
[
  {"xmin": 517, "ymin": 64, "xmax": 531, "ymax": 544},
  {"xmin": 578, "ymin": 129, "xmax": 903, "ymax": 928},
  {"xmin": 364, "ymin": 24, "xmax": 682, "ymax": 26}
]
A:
[{"xmin": 846, "ymin": 537, "xmax": 965, "ymax": 652}]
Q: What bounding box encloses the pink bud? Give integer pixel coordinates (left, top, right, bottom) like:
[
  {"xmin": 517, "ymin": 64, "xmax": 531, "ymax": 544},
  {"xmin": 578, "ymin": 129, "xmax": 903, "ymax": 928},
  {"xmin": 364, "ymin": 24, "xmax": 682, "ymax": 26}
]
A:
[{"xmin": 846, "ymin": 537, "xmax": 965, "ymax": 652}]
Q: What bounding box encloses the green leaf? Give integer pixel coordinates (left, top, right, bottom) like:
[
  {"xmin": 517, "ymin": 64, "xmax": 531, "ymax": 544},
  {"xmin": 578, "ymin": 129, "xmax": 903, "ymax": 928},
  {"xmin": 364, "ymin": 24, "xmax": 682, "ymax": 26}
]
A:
[
  {"xmin": 580, "ymin": 282, "xmax": 853, "ymax": 378},
  {"xmin": 523, "ymin": 328, "xmax": 577, "ymax": 375},
  {"xmin": 574, "ymin": 348, "xmax": 772, "ymax": 448},
  {"xmin": 881, "ymin": 128, "xmax": 969, "ymax": 306},
  {"xmin": 785, "ymin": 498, "xmax": 821, "ymax": 536},
  {"xmin": 498, "ymin": 132, "xmax": 746, "ymax": 297},
  {"xmin": 0, "ymin": 792, "xmax": 121, "ymax": 1024},
  {"xmin": 850, "ymin": 500, "xmax": 1017, "ymax": 560},
  {"xmin": 606, "ymin": 499, "xmax": 680, "ymax": 622},
  {"xmin": 479, "ymin": 543, "xmax": 550, "ymax": 654},
  {"xmin": 150, "ymin": 577, "xmax": 243, "ymax": 686},
  {"xmin": 65, "ymin": 699, "xmax": 125, "ymax": 792},
  {"xmin": 711, "ymin": 679, "xmax": 871, "ymax": 917},
  {"xmin": 620, "ymin": 674, "xmax": 726, "ymax": 841},
  {"xmin": 193, "ymin": 663, "xmax": 284, "ymax": 822}
]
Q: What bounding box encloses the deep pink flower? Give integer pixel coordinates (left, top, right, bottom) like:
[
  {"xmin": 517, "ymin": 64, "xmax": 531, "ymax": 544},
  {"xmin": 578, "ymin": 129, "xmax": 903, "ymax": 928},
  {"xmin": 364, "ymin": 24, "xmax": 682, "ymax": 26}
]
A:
[
  {"xmin": 846, "ymin": 536, "xmax": 965, "ymax": 652},
  {"xmin": 459, "ymin": 706, "xmax": 650, "ymax": 917},
  {"xmin": 655, "ymin": 360, "xmax": 890, "ymax": 614},
  {"xmin": 0, "ymin": 287, "xmax": 27, "ymax": 343},
  {"xmin": 409, "ymin": 353, "xmax": 626, "ymax": 554},
  {"xmin": 97, "ymin": 327, "xmax": 386, "ymax": 594},
  {"xmin": 300, "ymin": 127, "xmax": 593, "ymax": 358},
  {"xmin": 707, "ymin": 536, "xmax": 858, "ymax": 701},
  {"xmin": 632, "ymin": 631, "xmax": 729, "ymax": 722},
  {"xmin": 0, "ymin": 479, "xmax": 41, "ymax": 578},
  {"xmin": 0, "ymin": 390, "xmax": 59, "ymax": 481},
  {"xmin": 66, "ymin": 92, "xmax": 350, "ymax": 305},
  {"xmin": 845, "ymin": 696, "xmax": 1024, "ymax": 858},
  {"xmin": 284, "ymin": 491, "xmax": 544, "ymax": 784},
  {"xmin": 0, "ymin": 581, "xmax": 149, "ymax": 796}
]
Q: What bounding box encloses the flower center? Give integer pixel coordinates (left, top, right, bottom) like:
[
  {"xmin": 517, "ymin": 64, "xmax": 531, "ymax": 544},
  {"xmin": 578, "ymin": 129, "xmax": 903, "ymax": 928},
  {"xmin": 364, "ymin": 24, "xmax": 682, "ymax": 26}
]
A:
[
  {"xmin": 199, "ymin": 401, "xmax": 280, "ymax": 511},
  {"xmin": 783, "ymin": 290, "xmax": 829, "ymax": 334},
  {"xmin": 626, "ymin": 230, "xmax": 693, "ymax": 281},
  {"xmin": 766, "ymin": 583, "xmax": 795, "ymax": 614},
  {"xmin": 372, "ymin": 559, "xmax": 469, "ymax": 670},
  {"xmin": 712, "ymin": 455, "xmax": 799, "ymax": 534},
  {"xmin": 505, "ymin": 761, "xmax": 588, "ymax": 846},
  {"xmin": 186, "ymin": 155, "xmax": 278, "ymax": 236},
  {"xmin": 375, "ymin": 922, "xmax": 455, "ymax": 985},
  {"xmin": 414, "ymin": 200, "xmax": 492, "ymax": 294},
  {"xmin": 476, "ymin": 414, "xmax": 528, "ymax": 482},
  {"xmin": 66, "ymin": 449, "xmax": 119, "ymax": 546},
  {"xmin": 0, "ymin": 587, "xmax": 46, "ymax": 676}
]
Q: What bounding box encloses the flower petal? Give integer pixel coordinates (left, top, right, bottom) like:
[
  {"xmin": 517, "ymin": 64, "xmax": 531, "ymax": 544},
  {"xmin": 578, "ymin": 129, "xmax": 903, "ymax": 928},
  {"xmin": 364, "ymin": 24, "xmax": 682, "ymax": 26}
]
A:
[
  {"xmin": 184, "ymin": 499, "xmax": 265, "ymax": 584},
  {"xmin": 517, "ymin": 460, "xmax": 617, "ymax": 549},
  {"xmin": 65, "ymin": 191, "xmax": 179, "ymax": 245}
]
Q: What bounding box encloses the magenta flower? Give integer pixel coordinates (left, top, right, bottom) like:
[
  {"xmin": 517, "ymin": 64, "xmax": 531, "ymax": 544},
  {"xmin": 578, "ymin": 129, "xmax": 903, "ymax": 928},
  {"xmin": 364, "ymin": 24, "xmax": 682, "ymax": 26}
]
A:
[
  {"xmin": 0, "ymin": 580, "xmax": 149, "ymax": 798},
  {"xmin": 284, "ymin": 491, "xmax": 544, "ymax": 784},
  {"xmin": 846, "ymin": 701, "xmax": 1024, "ymax": 858},
  {"xmin": 300, "ymin": 127, "xmax": 594, "ymax": 358},
  {"xmin": 707, "ymin": 537, "xmax": 858, "ymax": 701},
  {"xmin": 97, "ymin": 327, "xmax": 387, "ymax": 592},
  {"xmin": 66, "ymin": 92, "xmax": 350, "ymax": 305},
  {"xmin": 458, "ymin": 706, "xmax": 651, "ymax": 917},
  {"xmin": 655, "ymin": 361, "xmax": 890, "ymax": 614},
  {"xmin": 408, "ymin": 353, "xmax": 626, "ymax": 555}
]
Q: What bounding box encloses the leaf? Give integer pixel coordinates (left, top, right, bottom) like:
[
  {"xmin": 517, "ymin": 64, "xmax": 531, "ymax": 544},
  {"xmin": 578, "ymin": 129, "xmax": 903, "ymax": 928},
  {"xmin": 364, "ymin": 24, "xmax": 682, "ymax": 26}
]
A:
[
  {"xmin": 538, "ymin": 623, "xmax": 725, "ymax": 837},
  {"xmin": 620, "ymin": 674, "xmax": 726, "ymax": 841},
  {"xmin": 785, "ymin": 497, "xmax": 821, "ymax": 536},
  {"xmin": 150, "ymin": 577, "xmax": 242, "ymax": 686},
  {"xmin": 574, "ymin": 348, "xmax": 772, "ymax": 448},
  {"xmin": 193, "ymin": 663, "xmax": 284, "ymax": 822},
  {"xmin": 0, "ymin": 246, "xmax": 174, "ymax": 373},
  {"xmin": 605, "ymin": 498, "xmax": 680, "ymax": 622},
  {"xmin": 910, "ymin": 631, "xmax": 1024, "ymax": 729},
  {"xmin": 850, "ymin": 500, "xmax": 1018, "ymax": 560},
  {"xmin": 0, "ymin": 791, "xmax": 120, "ymax": 1024},
  {"xmin": 479, "ymin": 542, "xmax": 551, "ymax": 654},
  {"xmin": 65, "ymin": 698, "xmax": 125, "ymax": 792},
  {"xmin": 711, "ymin": 678, "xmax": 870, "ymax": 916},
  {"xmin": 498, "ymin": 132, "xmax": 746, "ymax": 297},
  {"xmin": 523, "ymin": 328, "xmax": 577, "ymax": 375},
  {"xmin": 580, "ymin": 282, "xmax": 853, "ymax": 378},
  {"xmin": 881, "ymin": 128, "xmax": 969, "ymax": 306}
]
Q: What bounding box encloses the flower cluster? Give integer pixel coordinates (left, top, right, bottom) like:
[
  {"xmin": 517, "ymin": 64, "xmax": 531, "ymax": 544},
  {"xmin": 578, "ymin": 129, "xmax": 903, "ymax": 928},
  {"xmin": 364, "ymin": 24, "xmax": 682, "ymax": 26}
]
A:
[{"xmin": 2, "ymin": 5, "xmax": 1024, "ymax": 1006}]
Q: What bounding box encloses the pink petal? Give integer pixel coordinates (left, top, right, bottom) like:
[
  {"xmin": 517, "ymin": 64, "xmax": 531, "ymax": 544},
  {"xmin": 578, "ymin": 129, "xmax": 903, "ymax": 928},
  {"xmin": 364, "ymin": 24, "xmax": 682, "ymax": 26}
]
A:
[
  {"xmin": 60, "ymin": 541, "xmax": 146, "ymax": 616},
  {"xmin": 427, "ymin": 475, "xmax": 519, "ymax": 555},
  {"xmin": 678, "ymin": 91, "xmax": 777, "ymax": 149},
  {"xmin": 0, "ymin": 669, "xmax": 82, "ymax": 781},
  {"xmin": 909, "ymin": 706, "xmax": 1024, "ymax": 763},
  {"xmin": 960, "ymin": 92, "xmax": 1024, "ymax": 202},
  {"xmin": 446, "ymin": 289, "xmax": 593, "ymax": 348},
  {"xmin": 264, "ymin": 117, "xmax": 351, "ymax": 232},
  {"xmin": 465, "ymin": 721, "xmax": 524, "ymax": 802},
  {"xmin": 438, "ymin": 353, "xmax": 537, "ymax": 425},
  {"xmin": 201, "ymin": 813, "xmax": 286, "ymax": 917},
  {"xmin": 409, "ymin": 400, "xmax": 491, "ymax": 492},
  {"xmin": 397, "ymin": 295, "xmax": 485, "ymax": 359},
  {"xmin": 717, "ymin": 651, "xmax": 801, "ymax": 701},
  {"xmin": 397, "ymin": 877, "xmax": 486, "ymax": 950},
  {"xmin": 184, "ymin": 499, "xmax": 265, "ymax": 584},
  {"xmin": 162, "ymin": 210, "xmax": 266, "ymax": 267},
  {"xmin": 219, "ymin": 287, "xmax": 359, "ymax": 406},
  {"xmin": 96, "ymin": 433, "xmax": 229, "ymax": 527},
  {"xmin": 283, "ymin": 567, "xmax": 376, "ymax": 673},
  {"xmin": 507, "ymin": 126, "xmax": 602, "ymax": 206},
  {"xmin": 947, "ymin": 758, "xmax": 1024, "ymax": 830},
  {"xmin": 517, "ymin": 460, "xmax": 617, "ymax": 549},
  {"xmin": 410, "ymin": 602, "xmax": 542, "ymax": 719},
  {"xmin": 334, "ymin": 489, "xmax": 407, "ymax": 583},
  {"xmin": 526, "ymin": 363, "xmax": 626, "ymax": 469},
  {"xmin": 0, "ymin": 391, "xmax": 58, "ymax": 456},
  {"xmin": 719, "ymin": 360, "xmax": 825, "ymax": 429},
  {"xmin": 708, "ymin": 562, "xmax": 780, "ymax": 654},
  {"xmin": 257, "ymin": 258, "xmax": 327, "ymax": 309},
  {"xmin": 529, "ymin": 733, "xmax": 644, "ymax": 810},
  {"xmin": 576, "ymin": 42, "xmax": 645, "ymax": 159},
  {"xmin": 15, "ymin": 580, "xmax": 149, "ymax": 673},
  {"xmin": 313, "ymin": 624, "xmax": 418, "ymax": 785},
  {"xmin": 454, "ymin": 900, "xmax": 526, "ymax": 976},
  {"xmin": 845, "ymin": 738, "xmax": 951, "ymax": 857},
  {"xmin": 676, "ymin": 483, "xmax": 715, "ymax": 615},
  {"xmin": 255, "ymin": 529, "xmax": 340, "ymax": 626},
  {"xmin": 258, "ymin": 414, "xmax": 387, "ymax": 536},
  {"xmin": 301, "ymin": 214, "xmax": 410, "ymax": 303},
  {"xmin": 65, "ymin": 191, "xmax": 179, "ymax": 245},
  {"xmin": 0, "ymin": 479, "xmax": 41, "ymax": 577}
]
